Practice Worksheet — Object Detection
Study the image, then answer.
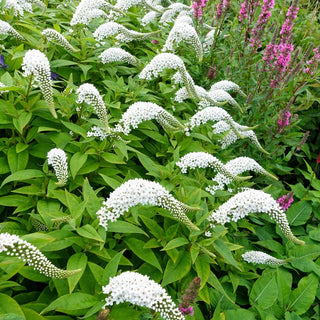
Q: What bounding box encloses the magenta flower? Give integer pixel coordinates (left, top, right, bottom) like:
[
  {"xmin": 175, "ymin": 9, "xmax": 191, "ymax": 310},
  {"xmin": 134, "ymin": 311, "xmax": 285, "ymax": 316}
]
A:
[
  {"xmin": 178, "ymin": 277, "xmax": 200, "ymax": 317},
  {"xmin": 304, "ymin": 47, "xmax": 320, "ymax": 75},
  {"xmin": 216, "ymin": 0, "xmax": 229, "ymax": 19},
  {"xmin": 239, "ymin": 2, "xmax": 248, "ymax": 21},
  {"xmin": 277, "ymin": 110, "xmax": 291, "ymax": 132},
  {"xmin": 207, "ymin": 66, "xmax": 217, "ymax": 80},
  {"xmin": 192, "ymin": 0, "xmax": 209, "ymax": 20},
  {"xmin": 277, "ymin": 192, "xmax": 294, "ymax": 210},
  {"xmin": 179, "ymin": 306, "xmax": 194, "ymax": 316}
]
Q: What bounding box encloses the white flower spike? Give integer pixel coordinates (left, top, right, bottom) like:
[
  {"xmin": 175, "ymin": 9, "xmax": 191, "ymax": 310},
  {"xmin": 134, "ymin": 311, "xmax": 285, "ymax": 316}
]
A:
[
  {"xmin": 22, "ymin": 49, "xmax": 56, "ymax": 118},
  {"xmin": 0, "ymin": 233, "xmax": 81, "ymax": 278},
  {"xmin": 160, "ymin": 3, "xmax": 192, "ymax": 24},
  {"xmin": 96, "ymin": 178, "xmax": 199, "ymax": 231},
  {"xmin": 42, "ymin": 29, "xmax": 78, "ymax": 52},
  {"xmin": 210, "ymin": 80, "xmax": 247, "ymax": 98},
  {"xmin": 208, "ymin": 189, "xmax": 305, "ymax": 245},
  {"xmin": 0, "ymin": 20, "xmax": 24, "ymax": 40},
  {"xmin": 47, "ymin": 148, "xmax": 68, "ymax": 186},
  {"xmin": 103, "ymin": 271, "xmax": 184, "ymax": 320},
  {"xmin": 114, "ymin": 101, "xmax": 184, "ymax": 135},
  {"xmin": 99, "ymin": 47, "xmax": 138, "ymax": 66},
  {"xmin": 242, "ymin": 251, "xmax": 289, "ymax": 265}
]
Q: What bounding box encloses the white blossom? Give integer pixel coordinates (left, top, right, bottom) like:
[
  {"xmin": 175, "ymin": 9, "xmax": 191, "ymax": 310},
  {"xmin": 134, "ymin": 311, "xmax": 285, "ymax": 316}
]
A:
[
  {"xmin": 208, "ymin": 189, "xmax": 304, "ymax": 245},
  {"xmin": 96, "ymin": 178, "xmax": 199, "ymax": 231},
  {"xmin": 199, "ymin": 89, "xmax": 241, "ymax": 111},
  {"xmin": 87, "ymin": 126, "xmax": 109, "ymax": 140},
  {"xmin": 0, "ymin": 233, "xmax": 81, "ymax": 278},
  {"xmin": 114, "ymin": 101, "xmax": 184, "ymax": 135},
  {"xmin": 203, "ymin": 29, "xmax": 216, "ymax": 53},
  {"xmin": 22, "ymin": 49, "xmax": 56, "ymax": 118},
  {"xmin": 42, "ymin": 28, "xmax": 78, "ymax": 52},
  {"xmin": 242, "ymin": 251, "xmax": 288, "ymax": 265},
  {"xmin": 210, "ymin": 80, "xmax": 246, "ymax": 97},
  {"xmin": 93, "ymin": 22, "xmax": 157, "ymax": 44},
  {"xmin": 103, "ymin": 271, "xmax": 184, "ymax": 320},
  {"xmin": 162, "ymin": 17, "xmax": 202, "ymax": 61},
  {"xmin": 0, "ymin": 20, "xmax": 24, "ymax": 40},
  {"xmin": 47, "ymin": 148, "xmax": 68, "ymax": 186},
  {"xmin": 160, "ymin": 3, "xmax": 192, "ymax": 24},
  {"xmin": 141, "ymin": 10, "xmax": 161, "ymax": 26},
  {"xmin": 99, "ymin": 48, "xmax": 138, "ymax": 66},
  {"xmin": 76, "ymin": 83, "xmax": 108, "ymax": 127},
  {"xmin": 3, "ymin": 0, "xmax": 44, "ymax": 16}
]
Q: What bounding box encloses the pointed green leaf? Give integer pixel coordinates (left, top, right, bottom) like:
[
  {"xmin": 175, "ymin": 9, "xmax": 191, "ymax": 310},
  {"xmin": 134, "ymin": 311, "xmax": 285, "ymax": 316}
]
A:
[
  {"xmin": 108, "ymin": 220, "xmax": 148, "ymax": 236},
  {"xmin": 77, "ymin": 224, "xmax": 104, "ymax": 242},
  {"xmin": 67, "ymin": 253, "xmax": 87, "ymax": 293},
  {"xmin": 287, "ymin": 201, "xmax": 312, "ymax": 226},
  {"xmin": 212, "ymin": 239, "xmax": 241, "ymax": 270},
  {"xmin": 70, "ymin": 152, "xmax": 88, "ymax": 179},
  {"xmin": 1, "ymin": 169, "xmax": 44, "ymax": 188},
  {"xmin": 161, "ymin": 237, "xmax": 188, "ymax": 251},
  {"xmin": 0, "ymin": 293, "xmax": 26, "ymax": 318}
]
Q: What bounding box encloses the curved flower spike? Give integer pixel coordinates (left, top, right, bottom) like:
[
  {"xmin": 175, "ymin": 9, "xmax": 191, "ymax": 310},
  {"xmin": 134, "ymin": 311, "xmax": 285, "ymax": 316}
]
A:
[
  {"xmin": 103, "ymin": 271, "xmax": 184, "ymax": 320},
  {"xmin": 206, "ymin": 156, "xmax": 277, "ymax": 195},
  {"xmin": 76, "ymin": 83, "xmax": 109, "ymax": 128},
  {"xmin": 141, "ymin": 10, "xmax": 161, "ymax": 26},
  {"xmin": 242, "ymin": 251, "xmax": 290, "ymax": 265},
  {"xmin": 139, "ymin": 53, "xmax": 200, "ymax": 100},
  {"xmin": 96, "ymin": 178, "xmax": 199, "ymax": 231},
  {"xmin": 0, "ymin": 20, "xmax": 24, "ymax": 40},
  {"xmin": 0, "ymin": 233, "xmax": 81, "ymax": 278},
  {"xmin": 70, "ymin": 0, "xmax": 119, "ymax": 26},
  {"xmin": 176, "ymin": 152, "xmax": 249, "ymax": 184},
  {"xmin": 47, "ymin": 148, "xmax": 68, "ymax": 187},
  {"xmin": 22, "ymin": 49, "xmax": 56, "ymax": 118},
  {"xmin": 184, "ymin": 107, "xmax": 245, "ymax": 140},
  {"xmin": 208, "ymin": 189, "xmax": 305, "ymax": 245},
  {"xmin": 93, "ymin": 22, "xmax": 159, "ymax": 44},
  {"xmin": 114, "ymin": 102, "xmax": 184, "ymax": 135},
  {"xmin": 212, "ymin": 121, "xmax": 269, "ymax": 154},
  {"xmin": 42, "ymin": 29, "xmax": 78, "ymax": 52},
  {"xmin": 210, "ymin": 80, "xmax": 247, "ymax": 98},
  {"xmin": 162, "ymin": 20, "xmax": 203, "ymax": 62},
  {"xmin": 99, "ymin": 48, "xmax": 139, "ymax": 66},
  {"xmin": 160, "ymin": 3, "xmax": 192, "ymax": 24}
]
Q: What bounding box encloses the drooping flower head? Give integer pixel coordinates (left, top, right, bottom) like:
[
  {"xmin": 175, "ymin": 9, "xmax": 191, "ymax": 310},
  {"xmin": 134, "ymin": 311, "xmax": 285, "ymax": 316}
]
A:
[
  {"xmin": 208, "ymin": 189, "xmax": 304, "ymax": 245},
  {"xmin": 76, "ymin": 83, "xmax": 108, "ymax": 127},
  {"xmin": 22, "ymin": 49, "xmax": 56, "ymax": 118},
  {"xmin": 159, "ymin": 3, "xmax": 192, "ymax": 25},
  {"xmin": 242, "ymin": 250, "xmax": 289, "ymax": 265},
  {"xmin": 42, "ymin": 28, "xmax": 78, "ymax": 52},
  {"xmin": 0, "ymin": 232, "xmax": 81, "ymax": 278},
  {"xmin": 103, "ymin": 271, "xmax": 184, "ymax": 320},
  {"xmin": 47, "ymin": 148, "xmax": 68, "ymax": 186},
  {"xmin": 99, "ymin": 47, "xmax": 138, "ymax": 66},
  {"xmin": 96, "ymin": 178, "xmax": 199, "ymax": 231},
  {"xmin": 114, "ymin": 101, "xmax": 184, "ymax": 135},
  {"xmin": 210, "ymin": 80, "xmax": 246, "ymax": 97}
]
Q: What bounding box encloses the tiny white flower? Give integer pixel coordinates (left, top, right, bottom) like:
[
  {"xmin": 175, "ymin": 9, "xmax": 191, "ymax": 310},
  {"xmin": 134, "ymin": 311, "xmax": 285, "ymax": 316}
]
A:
[{"xmin": 47, "ymin": 148, "xmax": 68, "ymax": 186}]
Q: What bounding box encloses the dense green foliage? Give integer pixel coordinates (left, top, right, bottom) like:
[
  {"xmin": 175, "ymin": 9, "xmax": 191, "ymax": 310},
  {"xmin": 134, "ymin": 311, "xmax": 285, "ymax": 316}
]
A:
[{"xmin": 0, "ymin": 0, "xmax": 319, "ymax": 319}]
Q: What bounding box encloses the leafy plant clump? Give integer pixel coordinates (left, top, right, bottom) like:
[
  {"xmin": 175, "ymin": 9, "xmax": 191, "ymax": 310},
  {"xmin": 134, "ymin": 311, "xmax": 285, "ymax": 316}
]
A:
[{"xmin": 0, "ymin": 0, "xmax": 320, "ymax": 319}]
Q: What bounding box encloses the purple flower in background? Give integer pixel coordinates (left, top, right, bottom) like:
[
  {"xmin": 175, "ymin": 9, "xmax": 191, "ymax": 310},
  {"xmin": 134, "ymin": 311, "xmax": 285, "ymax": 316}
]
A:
[
  {"xmin": 50, "ymin": 72, "xmax": 59, "ymax": 80},
  {"xmin": 178, "ymin": 277, "xmax": 200, "ymax": 317},
  {"xmin": 207, "ymin": 66, "xmax": 217, "ymax": 80},
  {"xmin": 280, "ymin": 0, "xmax": 299, "ymax": 44},
  {"xmin": 277, "ymin": 110, "xmax": 291, "ymax": 131},
  {"xmin": 0, "ymin": 54, "xmax": 8, "ymax": 69},
  {"xmin": 192, "ymin": 0, "xmax": 209, "ymax": 20},
  {"xmin": 277, "ymin": 192, "xmax": 294, "ymax": 210},
  {"xmin": 151, "ymin": 39, "xmax": 159, "ymax": 44},
  {"xmin": 304, "ymin": 47, "xmax": 320, "ymax": 75},
  {"xmin": 179, "ymin": 306, "xmax": 194, "ymax": 316},
  {"xmin": 239, "ymin": 2, "xmax": 248, "ymax": 21},
  {"xmin": 216, "ymin": 0, "xmax": 230, "ymax": 19}
]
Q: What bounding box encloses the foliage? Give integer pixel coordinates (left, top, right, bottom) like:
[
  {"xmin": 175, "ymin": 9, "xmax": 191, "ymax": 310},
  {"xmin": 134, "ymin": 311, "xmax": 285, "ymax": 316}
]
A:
[{"xmin": 0, "ymin": 0, "xmax": 320, "ymax": 319}]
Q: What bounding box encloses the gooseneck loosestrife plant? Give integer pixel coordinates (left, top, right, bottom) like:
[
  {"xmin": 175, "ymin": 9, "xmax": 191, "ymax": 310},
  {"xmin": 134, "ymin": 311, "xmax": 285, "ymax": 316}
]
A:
[{"xmin": 0, "ymin": 0, "xmax": 319, "ymax": 318}]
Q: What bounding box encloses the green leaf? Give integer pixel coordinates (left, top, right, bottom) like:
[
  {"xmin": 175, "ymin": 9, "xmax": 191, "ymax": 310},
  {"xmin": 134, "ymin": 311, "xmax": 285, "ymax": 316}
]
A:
[
  {"xmin": 125, "ymin": 238, "xmax": 162, "ymax": 272},
  {"xmin": 162, "ymin": 251, "xmax": 191, "ymax": 286},
  {"xmin": 70, "ymin": 152, "xmax": 88, "ymax": 179},
  {"xmin": 61, "ymin": 121, "xmax": 87, "ymax": 137},
  {"xmin": 21, "ymin": 308, "xmax": 47, "ymax": 320},
  {"xmin": 212, "ymin": 239, "xmax": 241, "ymax": 270},
  {"xmin": 195, "ymin": 255, "xmax": 211, "ymax": 288},
  {"xmin": 102, "ymin": 250, "xmax": 125, "ymax": 285},
  {"xmin": 101, "ymin": 152, "xmax": 126, "ymax": 164},
  {"xmin": 161, "ymin": 237, "xmax": 188, "ymax": 251},
  {"xmin": 288, "ymin": 273, "xmax": 318, "ymax": 315},
  {"xmin": 223, "ymin": 309, "xmax": 256, "ymax": 320},
  {"xmin": 7, "ymin": 147, "xmax": 29, "ymax": 173},
  {"xmin": 249, "ymin": 270, "xmax": 278, "ymax": 309},
  {"xmin": 109, "ymin": 303, "xmax": 144, "ymax": 320},
  {"xmin": 67, "ymin": 253, "xmax": 87, "ymax": 293},
  {"xmin": 0, "ymin": 195, "xmax": 29, "ymax": 207},
  {"xmin": 277, "ymin": 268, "xmax": 292, "ymax": 309},
  {"xmin": 0, "ymin": 293, "xmax": 25, "ymax": 318},
  {"xmin": 108, "ymin": 220, "xmax": 148, "ymax": 236},
  {"xmin": 287, "ymin": 201, "xmax": 312, "ymax": 226},
  {"xmin": 83, "ymin": 178, "xmax": 101, "ymax": 219},
  {"xmin": 12, "ymin": 111, "xmax": 32, "ymax": 134},
  {"xmin": 1, "ymin": 169, "xmax": 44, "ymax": 188},
  {"xmin": 77, "ymin": 225, "xmax": 105, "ymax": 242},
  {"xmin": 137, "ymin": 153, "xmax": 162, "ymax": 178},
  {"xmin": 40, "ymin": 293, "xmax": 98, "ymax": 315},
  {"xmin": 207, "ymin": 272, "xmax": 235, "ymax": 304}
]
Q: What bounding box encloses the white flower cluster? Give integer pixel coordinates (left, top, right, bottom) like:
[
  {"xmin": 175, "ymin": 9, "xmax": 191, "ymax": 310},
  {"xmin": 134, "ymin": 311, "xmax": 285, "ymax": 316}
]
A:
[
  {"xmin": 87, "ymin": 126, "xmax": 109, "ymax": 140},
  {"xmin": 93, "ymin": 22, "xmax": 156, "ymax": 44},
  {"xmin": 162, "ymin": 15, "xmax": 203, "ymax": 61},
  {"xmin": 76, "ymin": 83, "xmax": 108, "ymax": 126},
  {"xmin": 99, "ymin": 48, "xmax": 138, "ymax": 66},
  {"xmin": 242, "ymin": 251, "xmax": 288, "ymax": 265},
  {"xmin": 3, "ymin": 0, "xmax": 44, "ymax": 16},
  {"xmin": 210, "ymin": 80, "xmax": 246, "ymax": 97},
  {"xmin": 22, "ymin": 49, "xmax": 56, "ymax": 118},
  {"xmin": 0, "ymin": 20, "xmax": 24, "ymax": 40},
  {"xmin": 42, "ymin": 28, "xmax": 78, "ymax": 52},
  {"xmin": 113, "ymin": 0, "xmax": 143, "ymax": 12},
  {"xmin": 208, "ymin": 189, "xmax": 305, "ymax": 245},
  {"xmin": 159, "ymin": 3, "xmax": 192, "ymax": 24},
  {"xmin": 70, "ymin": 0, "xmax": 109, "ymax": 26},
  {"xmin": 103, "ymin": 271, "xmax": 184, "ymax": 320},
  {"xmin": 141, "ymin": 10, "xmax": 161, "ymax": 26},
  {"xmin": 206, "ymin": 156, "xmax": 277, "ymax": 195},
  {"xmin": 96, "ymin": 178, "xmax": 199, "ymax": 231},
  {"xmin": 47, "ymin": 148, "xmax": 68, "ymax": 186},
  {"xmin": 203, "ymin": 29, "xmax": 216, "ymax": 53},
  {"xmin": 114, "ymin": 102, "xmax": 183, "ymax": 135},
  {"xmin": 0, "ymin": 232, "xmax": 81, "ymax": 278}
]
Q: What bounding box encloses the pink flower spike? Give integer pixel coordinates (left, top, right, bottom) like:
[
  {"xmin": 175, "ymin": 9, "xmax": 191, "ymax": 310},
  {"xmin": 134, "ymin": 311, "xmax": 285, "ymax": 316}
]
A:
[{"xmin": 277, "ymin": 192, "xmax": 294, "ymax": 211}]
